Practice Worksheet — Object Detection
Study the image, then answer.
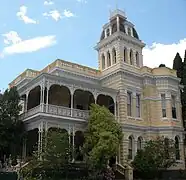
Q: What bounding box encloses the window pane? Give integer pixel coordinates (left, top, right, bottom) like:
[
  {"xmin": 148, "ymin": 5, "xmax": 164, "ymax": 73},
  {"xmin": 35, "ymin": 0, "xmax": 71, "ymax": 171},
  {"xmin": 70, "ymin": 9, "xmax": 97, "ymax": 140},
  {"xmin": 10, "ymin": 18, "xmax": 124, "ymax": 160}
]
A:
[
  {"xmin": 127, "ymin": 92, "xmax": 132, "ymax": 116},
  {"xmin": 161, "ymin": 94, "xmax": 166, "ymax": 117}
]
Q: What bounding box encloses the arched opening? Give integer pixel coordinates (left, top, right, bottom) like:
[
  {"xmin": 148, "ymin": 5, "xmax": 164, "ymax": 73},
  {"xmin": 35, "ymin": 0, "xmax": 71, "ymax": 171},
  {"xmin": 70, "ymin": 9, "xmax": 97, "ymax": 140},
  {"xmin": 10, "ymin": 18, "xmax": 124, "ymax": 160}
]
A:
[
  {"xmin": 120, "ymin": 23, "xmax": 125, "ymax": 33},
  {"xmin": 112, "ymin": 48, "xmax": 117, "ymax": 64},
  {"xmin": 27, "ymin": 86, "xmax": 41, "ymax": 110},
  {"xmin": 74, "ymin": 131, "xmax": 84, "ymax": 161},
  {"xmin": 112, "ymin": 23, "xmax": 117, "ymax": 34},
  {"xmin": 26, "ymin": 128, "xmax": 38, "ymax": 158},
  {"xmin": 20, "ymin": 94, "xmax": 26, "ymax": 113},
  {"xmin": 128, "ymin": 27, "xmax": 132, "ymax": 36},
  {"xmin": 128, "ymin": 136, "xmax": 134, "ymax": 160},
  {"xmin": 107, "ymin": 51, "xmax": 111, "ymax": 67},
  {"xmin": 124, "ymin": 47, "xmax": 127, "ymax": 62},
  {"xmin": 102, "ymin": 54, "xmax": 105, "ymax": 69},
  {"xmin": 137, "ymin": 137, "xmax": 142, "ymax": 152},
  {"xmin": 48, "ymin": 84, "xmax": 71, "ymax": 107},
  {"xmin": 130, "ymin": 49, "xmax": 133, "ymax": 65},
  {"xmin": 73, "ymin": 89, "xmax": 95, "ymax": 110},
  {"xmin": 96, "ymin": 94, "xmax": 114, "ymax": 114},
  {"xmin": 175, "ymin": 136, "xmax": 180, "ymax": 160},
  {"xmin": 136, "ymin": 52, "xmax": 139, "ymax": 67},
  {"xmin": 48, "ymin": 127, "xmax": 68, "ymax": 134}
]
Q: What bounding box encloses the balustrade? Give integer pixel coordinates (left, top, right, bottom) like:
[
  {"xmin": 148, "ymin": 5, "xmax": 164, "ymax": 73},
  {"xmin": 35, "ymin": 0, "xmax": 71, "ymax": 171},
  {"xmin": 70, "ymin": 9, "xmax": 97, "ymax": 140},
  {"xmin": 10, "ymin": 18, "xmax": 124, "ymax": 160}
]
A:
[{"xmin": 20, "ymin": 104, "xmax": 89, "ymax": 121}]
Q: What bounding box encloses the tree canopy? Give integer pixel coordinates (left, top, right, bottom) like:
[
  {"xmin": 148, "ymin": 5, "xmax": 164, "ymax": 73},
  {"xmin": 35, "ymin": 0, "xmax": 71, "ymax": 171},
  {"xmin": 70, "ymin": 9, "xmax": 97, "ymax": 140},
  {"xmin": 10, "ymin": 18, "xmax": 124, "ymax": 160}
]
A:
[
  {"xmin": 0, "ymin": 87, "xmax": 25, "ymax": 162},
  {"xmin": 132, "ymin": 137, "xmax": 177, "ymax": 178},
  {"xmin": 84, "ymin": 104, "xmax": 123, "ymax": 174},
  {"xmin": 21, "ymin": 128, "xmax": 71, "ymax": 179}
]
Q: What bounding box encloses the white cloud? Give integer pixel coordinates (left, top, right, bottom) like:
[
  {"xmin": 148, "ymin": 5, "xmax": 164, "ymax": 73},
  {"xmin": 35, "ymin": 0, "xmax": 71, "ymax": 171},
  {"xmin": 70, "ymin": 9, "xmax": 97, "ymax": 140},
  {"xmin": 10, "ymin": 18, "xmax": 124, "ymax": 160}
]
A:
[
  {"xmin": 2, "ymin": 31, "xmax": 22, "ymax": 45},
  {"xmin": 77, "ymin": 0, "xmax": 87, "ymax": 3},
  {"xmin": 63, "ymin": 9, "xmax": 74, "ymax": 18},
  {"xmin": 1, "ymin": 31, "xmax": 56, "ymax": 57},
  {"xmin": 43, "ymin": 9, "xmax": 74, "ymax": 21},
  {"xmin": 16, "ymin": 6, "xmax": 37, "ymax": 24},
  {"xmin": 43, "ymin": 10, "xmax": 62, "ymax": 21},
  {"xmin": 143, "ymin": 38, "xmax": 186, "ymax": 69},
  {"xmin": 44, "ymin": 0, "xmax": 54, "ymax": 5}
]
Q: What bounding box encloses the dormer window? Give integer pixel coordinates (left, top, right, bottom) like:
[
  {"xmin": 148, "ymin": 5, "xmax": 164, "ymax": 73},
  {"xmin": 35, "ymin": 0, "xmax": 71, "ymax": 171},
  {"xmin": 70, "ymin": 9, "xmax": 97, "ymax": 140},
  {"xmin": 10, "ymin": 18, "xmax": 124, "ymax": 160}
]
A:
[{"xmin": 106, "ymin": 28, "xmax": 110, "ymax": 37}]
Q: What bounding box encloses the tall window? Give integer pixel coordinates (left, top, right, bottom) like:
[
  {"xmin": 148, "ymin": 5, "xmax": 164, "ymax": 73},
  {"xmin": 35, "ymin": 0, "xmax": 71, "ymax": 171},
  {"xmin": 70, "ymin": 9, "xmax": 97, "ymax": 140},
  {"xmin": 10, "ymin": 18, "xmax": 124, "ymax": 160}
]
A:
[
  {"xmin": 127, "ymin": 92, "xmax": 132, "ymax": 116},
  {"xmin": 161, "ymin": 94, "xmax": 166, "ymax": 118},
  {"xmin": 124, "ymin": 48, "xmax": 127, "ymax": 62},
  {"xmin": 106, "ymin": 28, "xmax": 110, "ymax": 37},
  {"xmin": 136, "ymin": 94, "xmax": 140, "ymax": 117},
  {"xmin": 130, "ymin": 50, "xmax": 133, "ymax": 65},
  {"xmin": 175, "ymin": 136, "xmax": 180, "ymax": 160},
  {"xmin": 112, "ymin": 48, "xmax": 117, "ymax": 64},
  {"xmin": 107, "ymin": 51, "xmax": 111, "ymax": 67},
  {"xmin": 172, "ymin": 95, "xmax": 177, "ymax": 119},
  {"xmin": 128, "ymin": 136, "xmax": 133, "ymax": 160},
  {"xmin": 137, "ymin": 137, "xmax": 142, "ymax": 152},
  {"xmin": 102, "ymin": 54, "xmax": 105, "ymax": 69},
  {"xmin": 128, "ymin": 27, "xmax": 132, "ymax": 36},
  {"xmin": 136, "ymin": 52, "xmax": 139, "ymax": 67}
]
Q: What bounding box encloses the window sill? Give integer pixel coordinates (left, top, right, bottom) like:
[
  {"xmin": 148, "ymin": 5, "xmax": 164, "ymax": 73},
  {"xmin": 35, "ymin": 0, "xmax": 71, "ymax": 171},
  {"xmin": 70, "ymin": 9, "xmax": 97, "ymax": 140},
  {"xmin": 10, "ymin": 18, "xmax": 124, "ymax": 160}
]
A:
[{"xmin": 127, "ymin": 116, "xmax": 143, "ymax": 121}]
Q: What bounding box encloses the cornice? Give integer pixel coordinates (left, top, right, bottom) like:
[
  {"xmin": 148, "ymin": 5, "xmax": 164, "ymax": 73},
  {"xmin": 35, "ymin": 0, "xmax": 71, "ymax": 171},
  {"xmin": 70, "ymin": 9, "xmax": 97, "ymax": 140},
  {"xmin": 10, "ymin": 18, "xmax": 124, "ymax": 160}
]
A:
[{"xmin": 95, "ymin": 31, "xmax": 145, "ymax": 50}]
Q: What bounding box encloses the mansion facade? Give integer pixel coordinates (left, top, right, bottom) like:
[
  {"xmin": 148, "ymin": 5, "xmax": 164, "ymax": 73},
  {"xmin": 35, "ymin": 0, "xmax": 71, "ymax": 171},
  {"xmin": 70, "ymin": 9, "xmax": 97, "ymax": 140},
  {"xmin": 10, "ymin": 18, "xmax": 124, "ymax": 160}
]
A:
[{"xmin": 10, "ymin": 9, "xmax": 185, "ymax": 169}]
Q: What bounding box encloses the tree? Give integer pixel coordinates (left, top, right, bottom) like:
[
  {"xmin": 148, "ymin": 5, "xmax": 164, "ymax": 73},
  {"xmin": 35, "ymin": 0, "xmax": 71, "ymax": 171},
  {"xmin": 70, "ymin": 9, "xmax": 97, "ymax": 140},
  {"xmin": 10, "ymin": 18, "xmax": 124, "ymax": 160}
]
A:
[
  {"xmin": 173, "ymin": 52, "xmax": 183, "ymax": 80},
  {"xmin": 21, "ymin": 129, "xmax": 71, "ymax": 179},
  {"xmin": 0, "ymin": 87, "xmax": 25, "ymax": 163},
  {"xmin": 84, "ymin": 104, "xmax": 123, "ymax": 177},
  {"xmin": 132, "ymin": 137, "xmax": 177, "ymax": 178}
]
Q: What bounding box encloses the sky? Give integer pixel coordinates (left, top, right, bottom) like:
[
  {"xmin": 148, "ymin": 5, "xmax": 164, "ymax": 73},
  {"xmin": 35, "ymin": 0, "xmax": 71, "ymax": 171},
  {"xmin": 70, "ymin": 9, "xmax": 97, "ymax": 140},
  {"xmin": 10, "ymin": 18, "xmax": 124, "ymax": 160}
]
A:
[{"xmin": 0, "ymin": 0, "xmax": 186, "ymax": 91}]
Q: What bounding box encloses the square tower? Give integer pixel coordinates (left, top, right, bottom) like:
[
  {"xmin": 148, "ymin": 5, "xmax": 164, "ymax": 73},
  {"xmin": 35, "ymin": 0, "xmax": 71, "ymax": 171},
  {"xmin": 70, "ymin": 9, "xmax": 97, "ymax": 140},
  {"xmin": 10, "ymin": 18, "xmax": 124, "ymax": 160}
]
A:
[{"xmin": 95, "ymin": 9, "xmax": 145, "ymax": 71}]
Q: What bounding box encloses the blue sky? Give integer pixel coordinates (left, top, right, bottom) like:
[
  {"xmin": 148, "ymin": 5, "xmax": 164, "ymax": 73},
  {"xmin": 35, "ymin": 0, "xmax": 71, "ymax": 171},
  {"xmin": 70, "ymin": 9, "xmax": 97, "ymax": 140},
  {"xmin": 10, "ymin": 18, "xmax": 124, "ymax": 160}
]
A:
[{"xmin": 0, "ymin": 0, "xmax": 186, "ymax": 91}]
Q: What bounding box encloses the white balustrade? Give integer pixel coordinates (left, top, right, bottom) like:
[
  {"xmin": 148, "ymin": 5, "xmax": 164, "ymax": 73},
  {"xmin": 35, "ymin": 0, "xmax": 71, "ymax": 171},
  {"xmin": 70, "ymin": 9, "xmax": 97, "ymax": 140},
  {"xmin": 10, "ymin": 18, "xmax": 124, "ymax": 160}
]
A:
[{"xmin": 20, "ymin": 104, "xmax": 89, "ymax": 120}]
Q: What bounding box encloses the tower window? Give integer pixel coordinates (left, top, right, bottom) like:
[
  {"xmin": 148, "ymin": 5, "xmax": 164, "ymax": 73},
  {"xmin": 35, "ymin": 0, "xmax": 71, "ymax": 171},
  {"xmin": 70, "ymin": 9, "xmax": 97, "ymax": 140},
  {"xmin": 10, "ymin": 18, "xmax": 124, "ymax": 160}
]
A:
[
  {"xmin": 112, "ymin": 48, "xmax": 117, "ymax": 64},
  {"xmin": 128, "ymin": 27, "xmax": 132, "ymax": 36},
  {"xmin": 124, "ymin": 48, "xmax": 127, "ymax": 62},
  {"xmin": 136, "ymin": 94, "xmax": 140, "ymax": 117},
  {"xmin": 171, "ymin": 95, "xmax": 177, "ymax": 119},
  {"xmin": 136, "ymin": 52, "xmax": 139, "ymax": 67},
  {"xmin": 102, "ymin": 54, "xmax": 105, "ymax": 69},
  {"xmin": 130, "ymin": 50, "xmax": 133, "ymax": 65},
  {"xmin": 161, "ymin": 94, "xmax": 166, "ymax": 118},
  {"xmin": 107, "ymin": 51, "xmax": 111, "ymax": 67},
  {"xmin": 127, "ymin": 91, "xmax": 132, "ymax": 116},
  {"xmin": 106, "ymin": 28, "xmax": 110, "ymax": 37}
]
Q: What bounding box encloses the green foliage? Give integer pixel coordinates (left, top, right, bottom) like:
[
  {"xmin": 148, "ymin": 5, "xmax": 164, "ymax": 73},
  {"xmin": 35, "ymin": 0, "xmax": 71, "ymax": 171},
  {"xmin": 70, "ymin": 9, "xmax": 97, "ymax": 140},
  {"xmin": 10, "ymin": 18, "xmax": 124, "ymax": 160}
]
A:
[
  {"xmin": 173, "ymin": 52, "xmax": 183, "ymax": 79},
  {"xmin": 21, "ymin": 129, "xmax": 71, "ymax": 179},
  {"xmin": 0, "ymin": 87, "xmax": 25, "ymax": 159},
  {"xmin": 132, "ymin": 137, "xmax": 177, "ymax": 177},
  {"xmin": 84, "ymin": 104, "xmax": 123, "ymax": 173}
]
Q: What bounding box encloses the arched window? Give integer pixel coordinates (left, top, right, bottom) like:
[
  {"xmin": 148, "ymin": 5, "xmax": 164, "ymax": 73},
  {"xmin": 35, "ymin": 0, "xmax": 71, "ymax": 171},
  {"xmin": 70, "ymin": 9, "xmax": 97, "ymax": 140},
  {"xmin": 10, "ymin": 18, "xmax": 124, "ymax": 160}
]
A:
[
  {"xmin": 102, "ymin": 54, "xmax": 105, "ymax": 69},
  {"xmin": 128, "ymin": 136, "xmax": 133, "ymax": 159},
  {"xmin": 136, "ymin": 52, "xmax": 139, "ymax": 67},
  {"xmin": 107, "ymin": 51, "xmax": 111, "ymax": 67},
  {"xmin": 137, "ymin": 137, "xmax": 142, "ymax": 152},
  {"xmin": 130, "ymin": 50, "xmax": 133, "ymax": 65},
  {"xmin": 112, "ymin": 48, "xmax": 117, "ymax": 64},
  {"xmin": 175, "ymin": 136, "xmax": 180, "ymax": 160},
  {"xmin": 106, "ymin": 28, "xmax": 110, "ymax": 37},
  {"xmin": 124, "ymin": 48, "xmax": 127, "ymax": 62},
  {"xmin": 128, "ymin": 27, "xmax": 132, "ymax": 36}
]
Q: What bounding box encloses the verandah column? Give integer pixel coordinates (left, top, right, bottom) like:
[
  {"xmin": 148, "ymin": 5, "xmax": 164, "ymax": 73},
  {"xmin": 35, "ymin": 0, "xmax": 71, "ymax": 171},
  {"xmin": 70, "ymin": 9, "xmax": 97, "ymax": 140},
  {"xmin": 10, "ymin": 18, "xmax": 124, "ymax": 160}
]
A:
[{"xmin": 70, "ymin": 88, "xmax": 74, "ymax": 117}]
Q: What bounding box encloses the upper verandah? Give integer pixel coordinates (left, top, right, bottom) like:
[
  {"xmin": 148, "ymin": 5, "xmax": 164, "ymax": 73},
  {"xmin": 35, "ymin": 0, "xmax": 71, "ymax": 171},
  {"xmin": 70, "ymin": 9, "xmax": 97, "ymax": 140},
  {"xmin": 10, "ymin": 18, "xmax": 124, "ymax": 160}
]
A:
[{"xmin": 9, "ymin": 58, "xmax": 178, "ymax": 89}]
